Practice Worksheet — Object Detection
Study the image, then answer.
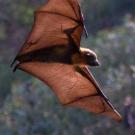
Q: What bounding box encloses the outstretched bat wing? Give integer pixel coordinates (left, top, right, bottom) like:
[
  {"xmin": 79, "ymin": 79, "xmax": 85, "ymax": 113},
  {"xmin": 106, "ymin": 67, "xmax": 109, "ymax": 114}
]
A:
[
  {"xmin": 69, "ymin": 66, "xmax": 122, "ymax": 121},
  {"xmin": 18, "ymin": 62, "xmax": 122, "ymax": 121},
  {"xmin": 13, "ymin": 0, "xmax": 85, "ymax": 60},
  {"xmin": 11, "ymin": 0, "xmax": 121, "ymax": 121}
]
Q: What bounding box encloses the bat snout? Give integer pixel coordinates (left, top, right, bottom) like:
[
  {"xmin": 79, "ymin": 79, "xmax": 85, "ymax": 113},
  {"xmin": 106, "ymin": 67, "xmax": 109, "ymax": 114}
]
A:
[
  {"xmin": 86, "ymin": 56, "xmax": 100, "ymax": 67},
  {"xmin": 92, "ymin": 60, "xmax": 100, "ymax": 66}
]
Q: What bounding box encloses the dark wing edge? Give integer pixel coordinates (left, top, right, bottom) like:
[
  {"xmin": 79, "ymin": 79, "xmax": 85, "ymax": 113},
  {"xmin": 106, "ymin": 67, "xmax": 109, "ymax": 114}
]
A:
[
  {"xmin": 67, "ymin": 66, "xmax": 122, "ymax": 122},
  {"xmin": 82, "ymin": 66, "xmax": 122, "ymax": 121},
  {"xmin": 76, "ymin": 0, "xmax": 88, "ymax": 37}
]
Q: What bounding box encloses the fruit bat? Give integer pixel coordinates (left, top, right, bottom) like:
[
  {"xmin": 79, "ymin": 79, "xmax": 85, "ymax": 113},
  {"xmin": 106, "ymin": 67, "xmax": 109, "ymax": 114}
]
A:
[{"xmin": 11, "ymin": 0, "xmax": 122, "ymax": 121}]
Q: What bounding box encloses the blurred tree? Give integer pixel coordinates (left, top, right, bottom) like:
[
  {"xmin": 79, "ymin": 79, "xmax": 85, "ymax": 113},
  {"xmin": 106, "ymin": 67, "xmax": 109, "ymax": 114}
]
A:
[{"xmin": 82, "ymin": 0, "xmax": 135, "ymax": 33}]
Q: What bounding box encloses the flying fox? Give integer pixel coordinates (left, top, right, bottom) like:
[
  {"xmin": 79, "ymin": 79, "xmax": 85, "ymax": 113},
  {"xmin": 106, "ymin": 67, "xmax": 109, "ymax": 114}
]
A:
[{"xmin": 11, "ymin": 0, "xmax": 122, "ymax": 121}]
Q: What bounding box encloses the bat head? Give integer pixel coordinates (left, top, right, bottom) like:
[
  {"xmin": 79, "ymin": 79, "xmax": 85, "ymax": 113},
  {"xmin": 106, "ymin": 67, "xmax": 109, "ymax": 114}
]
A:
[{"xmin": 80, "ymin": 48, "xmax": 100, "ymax": 66}]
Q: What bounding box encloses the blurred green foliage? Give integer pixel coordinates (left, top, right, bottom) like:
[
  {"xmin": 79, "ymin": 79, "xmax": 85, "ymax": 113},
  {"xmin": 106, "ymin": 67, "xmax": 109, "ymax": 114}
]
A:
[
  {"xmin": 0, "ymin": 0, "xmax": 135, "ymax": 135},
  {"xmin": 82, "ymin": 0, "xmax": 135, "ymax": 33}
]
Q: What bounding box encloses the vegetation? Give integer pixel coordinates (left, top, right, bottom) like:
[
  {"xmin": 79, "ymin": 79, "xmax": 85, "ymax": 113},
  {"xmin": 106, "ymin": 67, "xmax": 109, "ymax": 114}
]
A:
[{"xmin": 0, "ymin": 0, "xmax": 135, "ymax": 134}]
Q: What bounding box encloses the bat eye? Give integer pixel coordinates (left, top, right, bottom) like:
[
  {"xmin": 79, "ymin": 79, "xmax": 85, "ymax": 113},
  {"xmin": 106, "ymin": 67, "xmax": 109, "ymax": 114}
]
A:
[
  {"xmin": 86, "ymin": 53, "xmax": 90, "ymax": 56},
  {"xmin": 88, "ymin": 54, "xmax": 95, "ymax": 59}
]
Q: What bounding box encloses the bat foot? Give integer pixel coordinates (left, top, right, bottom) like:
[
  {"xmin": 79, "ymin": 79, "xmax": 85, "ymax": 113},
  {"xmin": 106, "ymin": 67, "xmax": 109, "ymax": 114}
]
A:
[{"xmin": 11, "ymin": 61, "xmax": 20, "ymax": 72}]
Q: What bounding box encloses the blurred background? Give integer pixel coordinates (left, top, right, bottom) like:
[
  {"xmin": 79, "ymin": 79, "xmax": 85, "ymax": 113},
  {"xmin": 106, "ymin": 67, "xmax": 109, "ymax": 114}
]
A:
[{"xmin": 0, "ymin": 0, "xmax": 135, "ymax": 134}]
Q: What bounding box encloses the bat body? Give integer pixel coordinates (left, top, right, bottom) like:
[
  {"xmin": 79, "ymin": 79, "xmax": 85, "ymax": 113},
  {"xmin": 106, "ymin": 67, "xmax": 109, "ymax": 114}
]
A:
[
  {"xmin": 11, "ymin": 0, "xmax": 122, "ymax": 121},
  {"xmin": 12, "ymin": 26, "xmax": 99, "ymax": 71}
]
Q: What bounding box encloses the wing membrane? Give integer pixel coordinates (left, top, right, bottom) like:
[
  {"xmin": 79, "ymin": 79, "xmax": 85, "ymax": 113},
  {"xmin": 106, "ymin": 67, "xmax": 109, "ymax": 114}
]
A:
[
  {"xmin": 14, "ymin": 0, "xmax": 84, "ymax": 58},
  {"xmin": 68, "ymin": 66, "xmax": 122, "ymax": 121},
  {"xmin": 18, "ymin": 62, "xmax": 122, "ymax": 121}
]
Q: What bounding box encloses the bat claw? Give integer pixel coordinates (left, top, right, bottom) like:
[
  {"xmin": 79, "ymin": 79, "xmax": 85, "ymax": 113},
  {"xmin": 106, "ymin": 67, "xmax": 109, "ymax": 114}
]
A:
[
  {"xmin": 10, "ymin": 58, "xmax": 16, "ymax": 68},
  {"xmin": 11, "ymin": 60, "xmax": 20, "ymax": 72},
  {"xmin": 13, "ymin": 63, "xmax": 20, "ymax": 72}
]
